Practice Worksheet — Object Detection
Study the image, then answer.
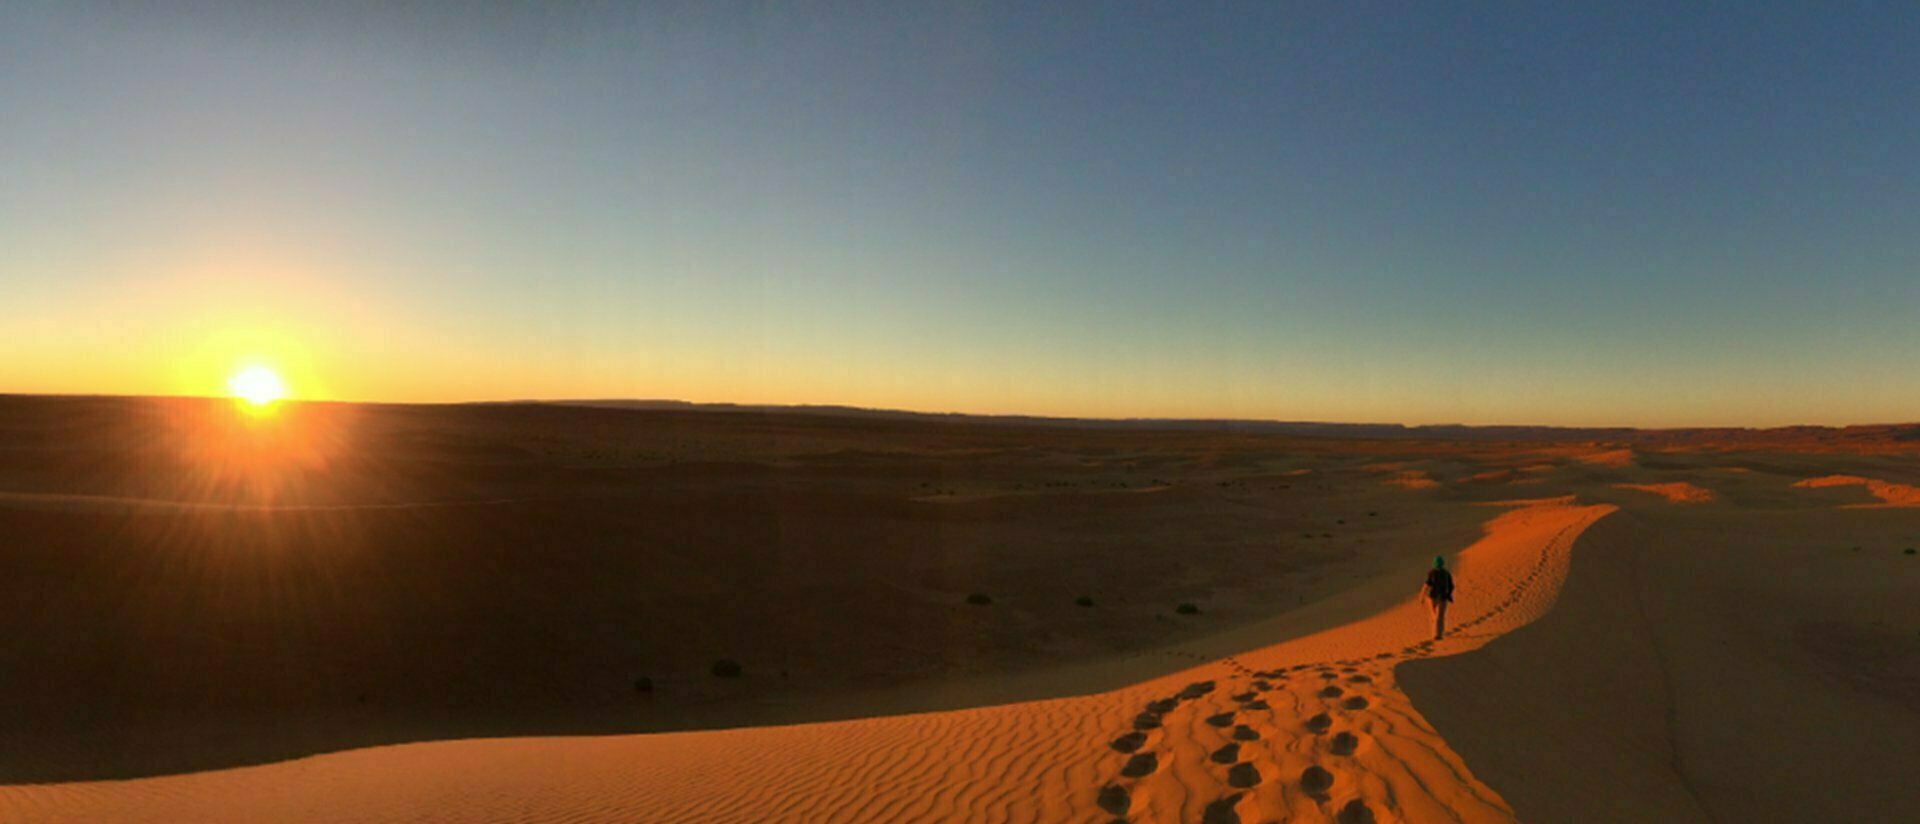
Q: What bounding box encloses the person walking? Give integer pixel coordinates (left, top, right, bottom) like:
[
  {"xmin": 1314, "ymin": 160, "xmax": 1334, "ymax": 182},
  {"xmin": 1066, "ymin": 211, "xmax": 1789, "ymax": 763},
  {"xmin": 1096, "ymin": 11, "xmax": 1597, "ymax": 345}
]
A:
[{"xmin": 1422, "ymin": 556, "xmax": 1454, "ymax": 640}]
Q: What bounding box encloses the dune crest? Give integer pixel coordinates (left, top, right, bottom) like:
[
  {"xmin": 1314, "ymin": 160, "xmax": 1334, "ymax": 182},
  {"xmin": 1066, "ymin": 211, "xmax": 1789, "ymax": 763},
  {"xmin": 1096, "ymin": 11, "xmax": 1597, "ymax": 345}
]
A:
[
  {"xmin": 1790, "ymin": 475, "xmax": 1920, "ymax": 507},
  {"xmin": 1611, "ymin": 482, "xmax": 1715, "ymax": 503},
  {"xmin": 1577, "ymin": 448, "xmax": 1634, "ymax": 467},
  {"xmin": 1386, "ymin": 470, "xmax": 1440, "ymax": 490},
  {"xmin": 0, "ymin": 502, "xmax": 1613, "ymax": 823}
]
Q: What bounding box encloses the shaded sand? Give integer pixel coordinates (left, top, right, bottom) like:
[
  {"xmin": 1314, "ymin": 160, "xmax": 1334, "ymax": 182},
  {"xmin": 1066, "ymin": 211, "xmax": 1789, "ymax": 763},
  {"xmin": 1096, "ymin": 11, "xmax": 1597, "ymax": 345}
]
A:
[
  {"xmin": 1791, "ymin": 474, "xmax": 1920, "ymax": 507},
  {"xmin": 912, "ymin": 485, "xmax": 1173, "ymax": 504},
  {"xmin": 0, "ymin": 502, "xmax": 1613, "ymax": 823},
  {"xmin": 1399, "ymin": 507, "xmax": 1920, "ymax": 822},
  {"xmin": 1611, "ymin": 482, "xmax": 1715, "ymax": 504}
]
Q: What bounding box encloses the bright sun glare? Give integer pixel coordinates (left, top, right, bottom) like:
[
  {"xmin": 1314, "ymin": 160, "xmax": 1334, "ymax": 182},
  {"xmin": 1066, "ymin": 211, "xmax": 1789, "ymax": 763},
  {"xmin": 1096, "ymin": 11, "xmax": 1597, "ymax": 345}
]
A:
[{"xmin": 228, "ymin": 365, "xmax": 288, "ymax": 407}]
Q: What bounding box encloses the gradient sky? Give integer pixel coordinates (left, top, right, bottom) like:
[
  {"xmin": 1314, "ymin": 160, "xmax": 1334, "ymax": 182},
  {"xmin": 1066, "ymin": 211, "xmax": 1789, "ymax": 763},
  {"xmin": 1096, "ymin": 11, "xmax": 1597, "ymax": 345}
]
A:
[{"xmin": 4, "ymin": 3, "xmax": 1918, "ymax": 426}]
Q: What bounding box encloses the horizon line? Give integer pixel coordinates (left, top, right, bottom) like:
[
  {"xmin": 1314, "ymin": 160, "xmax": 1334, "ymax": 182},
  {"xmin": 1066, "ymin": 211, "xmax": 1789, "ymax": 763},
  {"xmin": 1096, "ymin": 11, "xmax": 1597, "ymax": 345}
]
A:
[{"xmin": 7, "ymin": 392, "xmax": 1917, "ymax": 435}]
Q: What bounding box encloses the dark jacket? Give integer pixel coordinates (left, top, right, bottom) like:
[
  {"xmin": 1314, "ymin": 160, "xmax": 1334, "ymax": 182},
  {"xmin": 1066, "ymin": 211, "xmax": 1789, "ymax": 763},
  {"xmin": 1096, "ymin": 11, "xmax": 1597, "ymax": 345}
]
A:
[{"xmin": 1425, "ymin": 568, "xmax": 1454, "ymax": 602}]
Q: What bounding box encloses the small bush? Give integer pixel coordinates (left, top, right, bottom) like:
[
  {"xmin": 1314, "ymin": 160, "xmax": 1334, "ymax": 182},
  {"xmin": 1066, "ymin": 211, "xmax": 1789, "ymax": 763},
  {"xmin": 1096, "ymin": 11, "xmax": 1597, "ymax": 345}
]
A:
[
  {"xmin": 1076, "ymin": 595, "xmax": 1095, "ymax": 607},
  {"xmin": 966, "ymin": 593, "xmax": 993, "ymax": 606},
  {"xmin": 710, "ymin": 659, "xmax": 743, "ymax": 678},
  {"xmin": 1176, "ymin": 602, "xmax": 1201, "ymax": 615},
  {"xmin": 633, "ymin": 676, "xmax": 654, "ymax": 693}
]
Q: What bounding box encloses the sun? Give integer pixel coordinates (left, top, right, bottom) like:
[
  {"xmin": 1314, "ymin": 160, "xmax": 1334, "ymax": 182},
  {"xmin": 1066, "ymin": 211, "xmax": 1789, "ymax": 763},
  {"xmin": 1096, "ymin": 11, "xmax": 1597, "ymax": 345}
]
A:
[{"xmin": 228, "ymin": 365, "xmax": 288, "ymax": 408}]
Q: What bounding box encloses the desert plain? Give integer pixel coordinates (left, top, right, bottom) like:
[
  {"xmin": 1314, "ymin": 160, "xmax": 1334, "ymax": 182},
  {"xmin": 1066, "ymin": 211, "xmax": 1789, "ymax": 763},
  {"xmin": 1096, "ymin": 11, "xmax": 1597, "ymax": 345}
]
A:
[{"xmin": 2, "ymin": 395, "xmax": 1917, "ymax": 822}]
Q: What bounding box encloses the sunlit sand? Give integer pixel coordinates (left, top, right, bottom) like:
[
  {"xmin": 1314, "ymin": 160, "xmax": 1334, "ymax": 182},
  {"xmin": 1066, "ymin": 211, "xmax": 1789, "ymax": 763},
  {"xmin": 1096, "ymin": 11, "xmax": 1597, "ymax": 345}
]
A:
[{"xmin": 1610, "ymin": 482, "xmax": 1715, "ymax": 503}]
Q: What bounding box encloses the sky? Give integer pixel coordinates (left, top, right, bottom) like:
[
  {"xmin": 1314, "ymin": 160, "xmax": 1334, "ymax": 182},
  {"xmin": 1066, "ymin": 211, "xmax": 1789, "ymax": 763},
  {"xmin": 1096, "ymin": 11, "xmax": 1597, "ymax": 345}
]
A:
[{"xmin": 3, "ymin": 2, "xmax": 1917, "ymax": 427}]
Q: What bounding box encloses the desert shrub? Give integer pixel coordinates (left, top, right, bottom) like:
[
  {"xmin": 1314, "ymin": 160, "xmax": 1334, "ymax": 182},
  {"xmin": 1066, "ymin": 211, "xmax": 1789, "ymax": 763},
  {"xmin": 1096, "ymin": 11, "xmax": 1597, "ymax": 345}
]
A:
[
  {"xmin": 710, "ymin": 659, "xmax": 743, "ymax": 678},
  {"xmin": 1076, "ymin": 595, "xmax": 1095, "ymax": 607},
  {"xmin": 1176, "ymin": 602, "xmax": 1201, "ymax": 615},
  {"xmin": 966, "ymin": 593, "xmax": 993, "ymax": 606}
]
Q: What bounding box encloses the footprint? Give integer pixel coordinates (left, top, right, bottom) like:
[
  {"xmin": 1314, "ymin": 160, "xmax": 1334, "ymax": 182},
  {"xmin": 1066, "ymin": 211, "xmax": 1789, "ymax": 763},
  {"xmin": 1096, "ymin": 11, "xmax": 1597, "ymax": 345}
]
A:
[
  {"xmin": 1201, "ymin": 792, "xmax": 1244, "ymax": 824},
  {"xmin": 1178, "ymin": 681, "xmax": 1217, "ymax": 700},
  {"xmin": 1341, "ymin": 696, "xmax": 1370, "ymax": 710},
  {"xmin": 1374, "ymin": 653, "xmax": 1394, "ymax": 660},
  {"xmin": 1133, "ymin": 712, "xmax": 1162, "ymax": 730},
  {"xmin": 1097, "ymin": 784, "xmax": 1130, "ymax": 815},
  {"xmin": 1230, "ymin": 691, "xmax": 1258, "ymax": 702},
  {"xmin": 1347, "ymin": 675, "xmax": 1372, "ymax": 684},
  {"xmin": 1251, "ymin": 680, "xmax": 1272, "ymax": 691},
  {"xmin": 1110, "ymin": 731, "xmax": 1147, "ymax": 753},
  {"xmin": 1205, "ymin": 711, "xmax": 1237, "ymax": 728},
  {"xmin": 1299, "ymin": 765, "xmax": 1335, "ymax": 797},
  {"xmin": 1231, "ymin": 724, "xmax": 1261, "ymax": 741},
  {"xmin": 1227, "ymin": 762, "xmax": 1261, "ymax": 789},
  {"xmin": 1336, "ymin": 799, "xmax": 1377, "ymax": 824},
  {"xmin": 1329, "ymin": 731, "xmax": 1360, "ymax": 756},
  {"xmin": 1319, "ymin": 686, "xmax": 1344, "ymax": 698},
  {"xmin": 1146, "ymin": 697, "xmax": 1179, "ymax": 714},
  {"xmin": 1305, "ymin": 713, "xmax": 1332, "ymax": 733},
  {"xmin": 1120, "ymin": 752, "xmax": 1158, "ymax": 778},
  {"xmin": 1320, "ymin": 672, "xmax": 1341, "ymax": 681},
  {"xmin": 1210, "ymin": 742, "xmax": 1241, "ymax": 764},
  {"xmin": 1241, "ymin": 699, "xmax": 1270, "ymax": 711}
]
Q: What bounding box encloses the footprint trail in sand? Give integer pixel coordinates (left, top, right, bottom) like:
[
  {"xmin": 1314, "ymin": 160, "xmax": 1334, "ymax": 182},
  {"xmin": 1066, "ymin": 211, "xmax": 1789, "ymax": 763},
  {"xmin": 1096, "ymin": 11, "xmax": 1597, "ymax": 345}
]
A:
[{"xmin": 1091, "ymin": 502, "xmax": 1612, "ymax": 823}]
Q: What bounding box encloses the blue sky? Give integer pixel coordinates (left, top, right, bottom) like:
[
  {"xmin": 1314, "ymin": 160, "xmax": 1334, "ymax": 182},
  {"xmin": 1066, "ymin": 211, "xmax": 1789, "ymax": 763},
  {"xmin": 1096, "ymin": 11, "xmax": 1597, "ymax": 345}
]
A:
[{"xmin": 3, "ymin": 2, "xmax": 1917, "ymax": 425}]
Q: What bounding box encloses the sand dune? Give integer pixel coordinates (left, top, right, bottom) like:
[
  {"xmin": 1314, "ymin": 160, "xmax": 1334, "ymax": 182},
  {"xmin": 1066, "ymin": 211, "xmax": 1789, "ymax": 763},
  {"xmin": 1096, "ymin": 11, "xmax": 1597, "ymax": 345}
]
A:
[
  {"xmin": 1791, "ymin": 474, "xmax": 1920, "ymax": 507},
  {"xmin": 1577, "ymin": 448, "xmax": 1634, "ymax": 467},
  {"xmin": 1385, "ymin": 470, "xmax": 1439, "ymax": 490},
  {"xmin": 0, "ymin": 501, "xmax": 1611, "ymax": 823},
  {"xmin": 1610, "ymin": 482, "xmax": 1715, "ymax": 504}
]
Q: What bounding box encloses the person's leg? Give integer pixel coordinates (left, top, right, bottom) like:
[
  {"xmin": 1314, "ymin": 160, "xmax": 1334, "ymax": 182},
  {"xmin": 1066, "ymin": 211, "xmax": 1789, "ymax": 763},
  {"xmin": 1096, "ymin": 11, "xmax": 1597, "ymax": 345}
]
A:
[{"xmin": 1434, "ymin": 599, "xmax": 1448, "ymax": 639}]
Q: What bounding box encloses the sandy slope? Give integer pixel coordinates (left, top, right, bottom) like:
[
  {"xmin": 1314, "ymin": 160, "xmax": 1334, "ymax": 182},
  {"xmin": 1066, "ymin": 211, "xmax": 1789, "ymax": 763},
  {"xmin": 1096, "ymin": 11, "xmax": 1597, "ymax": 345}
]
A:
[
  {"xmin": 1400, "ymin": 506, "xmax": 1920, "ymax": 822},
  {"xmin": 1611, "ymin": 482, "xmax": 1715, "ymax": 503},
  {"xmin": 0, "ymin": 502, "xmax": 1612, "ymax": 823},
  {"xmin": 1791, "ymin": 474, "xmax": 1920, "ymax": 506}
]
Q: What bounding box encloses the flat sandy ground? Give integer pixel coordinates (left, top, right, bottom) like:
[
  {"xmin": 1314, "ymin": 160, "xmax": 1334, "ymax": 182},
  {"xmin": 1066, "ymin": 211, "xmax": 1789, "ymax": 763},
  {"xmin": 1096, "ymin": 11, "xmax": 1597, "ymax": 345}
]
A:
[{"xmin": 2, "ymin": 396, "xmax": 1917, "ymax": 820}]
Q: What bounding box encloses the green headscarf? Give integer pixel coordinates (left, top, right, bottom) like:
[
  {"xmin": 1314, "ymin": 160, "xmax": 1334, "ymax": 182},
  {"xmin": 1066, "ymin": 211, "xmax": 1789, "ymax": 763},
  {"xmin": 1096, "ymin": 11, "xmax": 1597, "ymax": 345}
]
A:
[{"xmin": 1434, "ymin": 556, "xmax": 1446, "ymax": 569}]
